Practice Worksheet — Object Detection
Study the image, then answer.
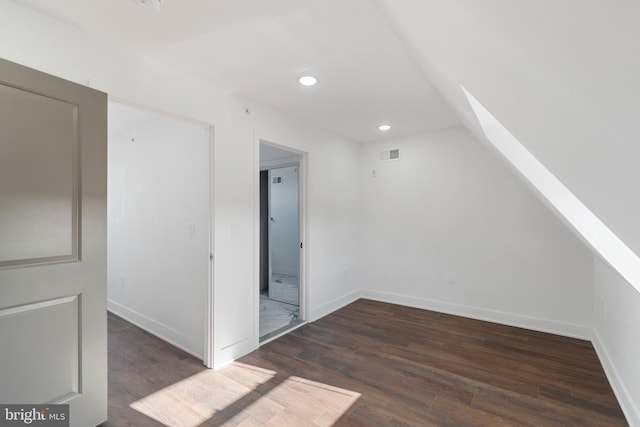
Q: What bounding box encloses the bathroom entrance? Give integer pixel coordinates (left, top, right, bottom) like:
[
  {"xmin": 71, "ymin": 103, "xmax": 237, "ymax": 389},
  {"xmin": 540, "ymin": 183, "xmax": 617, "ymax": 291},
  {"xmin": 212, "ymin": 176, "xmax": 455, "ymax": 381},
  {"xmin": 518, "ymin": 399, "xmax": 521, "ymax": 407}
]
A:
[{"xmin": 259, "ymin": 143, "xmax": 304, "ymax": 341}]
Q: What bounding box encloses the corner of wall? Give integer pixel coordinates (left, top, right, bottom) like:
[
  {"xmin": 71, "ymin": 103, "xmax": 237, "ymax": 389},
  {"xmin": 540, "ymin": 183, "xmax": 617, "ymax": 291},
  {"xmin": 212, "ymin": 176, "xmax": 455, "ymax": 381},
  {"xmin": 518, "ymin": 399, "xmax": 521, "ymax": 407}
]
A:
[
  {"xmin": 592, "ymin": 330, "xmax": 640, "ymax": 427},
  {"xmin": 360, "ymin": 289, "xmax": 591, "ymax": 340},
  {"xmin": 107, "ymin": 300, "xmax": 203, "ymax": 360},
  {"xmin": 309, "ymin": 289, "xmax": 362, "ymax": 323}
]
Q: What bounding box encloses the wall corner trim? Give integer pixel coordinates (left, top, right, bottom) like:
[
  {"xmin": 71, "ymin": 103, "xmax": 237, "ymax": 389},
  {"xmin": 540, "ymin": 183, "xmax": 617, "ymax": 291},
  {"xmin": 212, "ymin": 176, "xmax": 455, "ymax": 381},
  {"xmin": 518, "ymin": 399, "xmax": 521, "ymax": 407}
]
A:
[
  {"xmin": 360, "ymin": 290, "xmax": 592, "ymax": 340},
  {"xmin": 592, "ymin": 330, "xmax": 640, "ymax": 427},
  {"xmin": 107, "ymin": 299, "xmax": 203, "ymax": 360},
  {"xmin": 309, "ymin": 289, "xmax": 362, "ymax": 322}
]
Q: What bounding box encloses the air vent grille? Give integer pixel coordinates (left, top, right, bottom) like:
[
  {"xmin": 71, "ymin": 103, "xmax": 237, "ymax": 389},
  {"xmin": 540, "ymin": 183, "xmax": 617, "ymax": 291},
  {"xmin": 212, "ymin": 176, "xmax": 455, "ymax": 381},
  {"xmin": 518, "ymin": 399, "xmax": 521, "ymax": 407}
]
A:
[{"xmin": 378, "ymin": 148, "xmax": 400, "ymax": 162}]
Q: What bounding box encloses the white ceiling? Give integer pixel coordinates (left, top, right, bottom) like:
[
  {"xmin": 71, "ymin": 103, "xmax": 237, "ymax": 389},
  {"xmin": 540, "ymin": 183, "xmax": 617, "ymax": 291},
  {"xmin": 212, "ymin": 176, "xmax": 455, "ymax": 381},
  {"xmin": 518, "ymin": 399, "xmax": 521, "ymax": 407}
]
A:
[{"xmin": 15, "ymin": 0, "xmax": 460, "ymax": 142}]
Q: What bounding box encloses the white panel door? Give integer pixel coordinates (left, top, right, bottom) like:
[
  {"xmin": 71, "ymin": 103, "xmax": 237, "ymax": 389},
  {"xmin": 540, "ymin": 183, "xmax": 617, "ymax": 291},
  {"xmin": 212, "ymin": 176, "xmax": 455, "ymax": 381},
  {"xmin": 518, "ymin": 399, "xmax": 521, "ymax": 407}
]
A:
[
  {"xmin": 0, "ymin": 59, "xmax": 107, "ymax": 426},
  {"xmin": 268, "ymin": 166, "xmax": 299, "ymax": 304}
]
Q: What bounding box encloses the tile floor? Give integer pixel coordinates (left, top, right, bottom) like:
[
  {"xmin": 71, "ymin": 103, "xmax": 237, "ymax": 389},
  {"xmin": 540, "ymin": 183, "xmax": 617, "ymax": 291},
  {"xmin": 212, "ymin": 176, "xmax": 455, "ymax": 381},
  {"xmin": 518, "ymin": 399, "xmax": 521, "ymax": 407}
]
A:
[
  {"xmin": 268, "ymin": 274, "xmax": 299, "ymax": 305},
  {"xmin": 260, "ymin": 274, "xmax": 301, "ymax": 340}
]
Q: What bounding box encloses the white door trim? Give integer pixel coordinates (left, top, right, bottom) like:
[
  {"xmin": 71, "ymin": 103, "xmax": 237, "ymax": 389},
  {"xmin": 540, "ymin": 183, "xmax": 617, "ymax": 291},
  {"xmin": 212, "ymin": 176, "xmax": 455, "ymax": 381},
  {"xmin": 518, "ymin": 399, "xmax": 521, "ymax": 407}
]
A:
[
  {"xmin": 106, "ymin": 97, "xmax": 215, "ymax": 368},
  {"xmin": 204, "ymin": 124, "xmax": 215, "ymax": 369},
  {"xmin": 254, "ymin": 136, "xmax": 308, "ymax": 349}
]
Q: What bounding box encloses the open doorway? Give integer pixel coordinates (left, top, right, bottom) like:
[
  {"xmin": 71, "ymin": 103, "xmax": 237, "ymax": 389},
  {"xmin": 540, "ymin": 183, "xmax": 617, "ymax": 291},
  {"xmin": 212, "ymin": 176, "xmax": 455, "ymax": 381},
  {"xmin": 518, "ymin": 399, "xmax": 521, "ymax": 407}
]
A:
[
  {"xmin": 107, "ymin": 100, "xmax": 212, "ymax": 361},
  {"xmin": 259, "ymin": 143, "xmax": 304, "ymax": 341}
]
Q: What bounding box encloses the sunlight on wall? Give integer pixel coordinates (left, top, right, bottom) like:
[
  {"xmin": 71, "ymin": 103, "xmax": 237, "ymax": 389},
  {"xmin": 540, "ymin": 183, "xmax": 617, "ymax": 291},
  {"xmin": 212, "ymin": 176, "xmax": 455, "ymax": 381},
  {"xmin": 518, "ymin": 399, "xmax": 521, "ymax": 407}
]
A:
[
  {"xmin": 129, "ymin": 362, "xmax": 360, "ymax": 426},
  {"xmin": 461, "ymin": 85, "xmax": 640, "ymax": 295}
]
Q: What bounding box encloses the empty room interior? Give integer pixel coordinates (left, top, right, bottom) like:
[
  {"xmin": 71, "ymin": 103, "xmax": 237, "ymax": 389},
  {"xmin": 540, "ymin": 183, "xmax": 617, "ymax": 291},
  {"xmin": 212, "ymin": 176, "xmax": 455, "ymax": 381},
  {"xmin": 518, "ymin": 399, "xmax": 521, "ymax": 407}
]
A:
[{"xmin": 0, "ymin": 1, "xmax": 639, "ymax": 426}]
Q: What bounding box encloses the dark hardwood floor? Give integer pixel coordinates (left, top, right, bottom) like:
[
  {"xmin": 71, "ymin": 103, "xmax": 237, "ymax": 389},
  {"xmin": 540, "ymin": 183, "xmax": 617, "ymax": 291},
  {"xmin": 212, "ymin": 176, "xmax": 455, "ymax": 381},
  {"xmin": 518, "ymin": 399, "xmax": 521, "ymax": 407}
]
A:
[{"xmin": 101, "ymin": 299, "xmax": 627, "ymax": 426}]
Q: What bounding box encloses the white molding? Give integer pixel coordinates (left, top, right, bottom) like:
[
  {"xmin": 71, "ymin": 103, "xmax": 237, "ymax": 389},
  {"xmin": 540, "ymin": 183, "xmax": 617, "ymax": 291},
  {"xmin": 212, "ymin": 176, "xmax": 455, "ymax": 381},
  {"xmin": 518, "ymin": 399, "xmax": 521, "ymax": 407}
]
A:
[
  {"xmin": 0, "ymin": 295, "xmax": 77, "ymax": 316},
  {"xmin": 253, "ymin": 135, "xmax": 309, "ymax": 355},
  {"xmin": 592, "ymin": 330, "xmax": 640, "ymax": 427},
  {"xmin": 260, "ymin": 156, "xmax": 301, "ymax": 170},
  {"xmin": 259, "ymin": 321, "xmax": 308, "ymax": 346},
  {"xmin": 107, "ymin": 300, "xmax": 203, "ymax": 360},
  {"xmin": 204, "ymin": 124, "xmax": 215, "ymax": 369},
  {"xmin": 309, "ymin": 289, "xmax": 361, "ymax": 322},
  {"xmin": 214, "ymin": 336, "xmax": 256, "ymax": 370},
  {"xmin": 298, "ymin": 153, "xmax": 309, "ymax": 323},
  {"xmin": 360, "ymin": 289, "xmax": 591, "ymax": 340}
]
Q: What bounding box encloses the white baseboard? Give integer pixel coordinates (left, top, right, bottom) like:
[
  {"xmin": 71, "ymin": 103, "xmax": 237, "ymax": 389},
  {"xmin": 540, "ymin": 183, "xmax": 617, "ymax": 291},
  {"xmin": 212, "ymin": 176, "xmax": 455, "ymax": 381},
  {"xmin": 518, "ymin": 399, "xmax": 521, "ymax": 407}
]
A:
[
  {"xmin": 360, "ymin": 289, "xmax": 591, "ymax": 340},
  {"xmin": 107, "ymin": 299, "xmax": 203, "ymax": 360},
  {"xmin": 214, "ymin": 336, "xmax": 257, "ymax": 370},
  {"xmin": 309, "ymin": 289, "xmax": 361, "ymax": 322},
  {"xmin": 592, "ymin": 330, "xmax": 639, "ymax": 427},
  {"xmin": 213, "ymin": 290, "xmax": 360, "ymax": 369}
]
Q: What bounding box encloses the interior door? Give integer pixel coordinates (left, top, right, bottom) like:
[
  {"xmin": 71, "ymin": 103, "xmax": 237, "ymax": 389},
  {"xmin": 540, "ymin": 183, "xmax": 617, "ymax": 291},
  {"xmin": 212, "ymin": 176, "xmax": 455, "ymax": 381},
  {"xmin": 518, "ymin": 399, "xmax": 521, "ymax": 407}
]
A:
[
  {"xmin": 268, "ymin": 166, "xmax": 300, "ymax": 305},
  {"xmin": 0, "ymin": 59, "xmax": 107, "ymax": 426}
]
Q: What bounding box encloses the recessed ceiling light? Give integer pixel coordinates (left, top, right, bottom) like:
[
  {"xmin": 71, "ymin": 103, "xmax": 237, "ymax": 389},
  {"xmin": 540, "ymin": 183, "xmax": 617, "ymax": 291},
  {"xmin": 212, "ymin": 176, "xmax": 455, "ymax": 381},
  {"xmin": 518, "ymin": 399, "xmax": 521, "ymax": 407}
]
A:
[
  {"xmin": 378, "ymin": 124, "xmax": 392, "ymax": 131},
  {"xmin": 298, "ymin": 76, "xmax": 317, "ymax": 86}
]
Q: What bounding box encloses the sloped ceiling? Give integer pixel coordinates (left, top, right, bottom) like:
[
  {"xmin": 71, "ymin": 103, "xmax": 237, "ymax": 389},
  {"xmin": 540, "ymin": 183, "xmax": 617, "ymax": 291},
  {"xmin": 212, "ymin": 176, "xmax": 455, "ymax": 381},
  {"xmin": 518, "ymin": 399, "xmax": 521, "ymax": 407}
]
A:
[
  {"xmin": 12, "ymin": 0, "xmax": 640, "ymax": 284},
  {"xmin": 376, "ymin": 0, "xmax": 640, "ymax": 286},
  {"xmin": 13, "ymin": 0, "xmax": 460, "ymax": 142}
]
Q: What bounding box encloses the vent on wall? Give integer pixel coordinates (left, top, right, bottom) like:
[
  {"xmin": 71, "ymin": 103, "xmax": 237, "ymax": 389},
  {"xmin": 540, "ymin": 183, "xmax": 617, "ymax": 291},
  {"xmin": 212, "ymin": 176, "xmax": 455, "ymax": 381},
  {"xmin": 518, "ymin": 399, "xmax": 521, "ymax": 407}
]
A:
[
  {"xmin": 378, "ymin": 148, "xmax": 400, "ymax": 162},
  {"xmin": 272, "ymin": 176, "xmax": 282, "ymax": 184}
]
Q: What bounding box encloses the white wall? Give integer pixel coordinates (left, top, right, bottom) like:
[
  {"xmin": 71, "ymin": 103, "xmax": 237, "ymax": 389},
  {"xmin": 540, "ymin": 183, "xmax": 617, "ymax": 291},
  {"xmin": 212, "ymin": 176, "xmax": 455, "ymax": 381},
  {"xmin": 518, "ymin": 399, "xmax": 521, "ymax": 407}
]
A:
[
  {"xmin": 377, "ymin": 0, "xmax": 640, "ymax": 259},
  {"xmin": 107, "ymin": 109, "xmax": 209, "ymax": 358},
  {"xmin": 376, "ymin": 3, "xmax": 640, "ymax": 421},
  {"xmin": 360, "ymin": 127, "xmax": 594, "ymax": 337},
  {"xmin": 0, "ymin": 1, "xmax": 229, "ymax": 125},
  {"xmin": 269, "ymin": 166, "xmax": 299, "ymax": 278},
  {"xmin": 7, "ymin": 9, "xmax": 636, "ymax": 416},
  {"xmin": 0, "ymin": 2, "xmax": 362, "ymax": 367},
  {"xmin": 213, "ymin": 95, "xmax": 362, "ymax": 364},
  {"xmin": 248, "ymin": 99, "xmax": 362, "ymax": 320},
  {"xmin": 593, "ymin": 259, "xmax": 640, "ymax": 426}
]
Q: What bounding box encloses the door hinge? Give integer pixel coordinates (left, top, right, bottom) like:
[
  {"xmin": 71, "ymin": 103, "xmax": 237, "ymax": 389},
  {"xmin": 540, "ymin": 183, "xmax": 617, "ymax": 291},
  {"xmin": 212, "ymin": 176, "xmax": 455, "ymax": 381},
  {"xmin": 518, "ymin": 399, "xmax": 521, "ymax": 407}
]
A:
[
  {"xmin": 210, "ymin": 252, "xmax": 214, "ymax": 261},
  {"xmin": 300, "ymin": 242, "xmax": 303, "ymax": 249}
]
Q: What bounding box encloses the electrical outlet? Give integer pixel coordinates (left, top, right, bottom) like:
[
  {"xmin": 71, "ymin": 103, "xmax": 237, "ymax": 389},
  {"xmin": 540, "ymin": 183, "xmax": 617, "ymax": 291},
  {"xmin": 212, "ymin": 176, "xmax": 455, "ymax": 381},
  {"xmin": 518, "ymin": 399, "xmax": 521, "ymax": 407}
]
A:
[{"xmin": 445, "ymin": 273, "xmax": 455, "ymax": 285}]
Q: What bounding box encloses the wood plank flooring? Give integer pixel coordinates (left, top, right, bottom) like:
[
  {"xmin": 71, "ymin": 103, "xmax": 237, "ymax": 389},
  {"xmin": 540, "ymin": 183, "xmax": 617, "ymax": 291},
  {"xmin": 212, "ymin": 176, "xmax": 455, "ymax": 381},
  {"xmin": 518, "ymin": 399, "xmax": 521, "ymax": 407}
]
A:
[{"xmin": 101, "ymin": 299, "xmax": 627, "ymax": 426}]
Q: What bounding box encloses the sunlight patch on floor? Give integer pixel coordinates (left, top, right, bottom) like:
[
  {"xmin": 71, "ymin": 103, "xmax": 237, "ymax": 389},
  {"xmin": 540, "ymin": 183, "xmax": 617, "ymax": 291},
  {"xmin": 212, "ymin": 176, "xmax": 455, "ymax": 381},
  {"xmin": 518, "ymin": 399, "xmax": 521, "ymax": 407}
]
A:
[{"xmin": 129, "ymin": 362, "xmax": 359, "ymax": 426}]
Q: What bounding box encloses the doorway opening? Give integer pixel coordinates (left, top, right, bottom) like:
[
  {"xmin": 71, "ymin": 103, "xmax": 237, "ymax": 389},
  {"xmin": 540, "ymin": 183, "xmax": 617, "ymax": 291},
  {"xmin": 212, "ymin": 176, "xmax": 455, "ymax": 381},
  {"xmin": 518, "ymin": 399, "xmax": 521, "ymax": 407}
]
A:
[
  {"xmin": 107, "ymin": 100, "xmax": 213, "ymax": 363},
  {"xmin": 259, "ymin": 143, "xmax": 304, "ymax": 341}
]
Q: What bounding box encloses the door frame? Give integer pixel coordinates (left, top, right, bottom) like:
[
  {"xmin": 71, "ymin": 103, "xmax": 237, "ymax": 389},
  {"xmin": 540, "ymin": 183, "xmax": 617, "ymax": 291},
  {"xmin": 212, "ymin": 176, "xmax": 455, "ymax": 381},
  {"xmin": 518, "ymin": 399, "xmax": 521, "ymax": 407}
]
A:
[
  {"xmin": 106, "ymin": 97, "xmax": 216, "ymax": 368},
  {"xmin": 254, "ymin": 137, "xmax": 308, "ymax": 346},
  {"xmin": 204, "ymin": 124, "xmax": 215, "ymax": 368}
]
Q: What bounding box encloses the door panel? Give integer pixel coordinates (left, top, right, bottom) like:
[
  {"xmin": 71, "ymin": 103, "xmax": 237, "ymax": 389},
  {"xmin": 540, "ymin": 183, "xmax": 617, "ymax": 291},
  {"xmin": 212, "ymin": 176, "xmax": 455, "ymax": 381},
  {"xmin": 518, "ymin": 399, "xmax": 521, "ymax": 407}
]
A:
[
  {"xmin": 0, "ymin": 296, "xmax": 79, "ymax": 403},
  {"xmin": 0, "ymin": 84, "xmax": 79, "ymax": 266},
  {"xmin": 0, "ymin": 59, "xmax": 107, "ymax": 426}
]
